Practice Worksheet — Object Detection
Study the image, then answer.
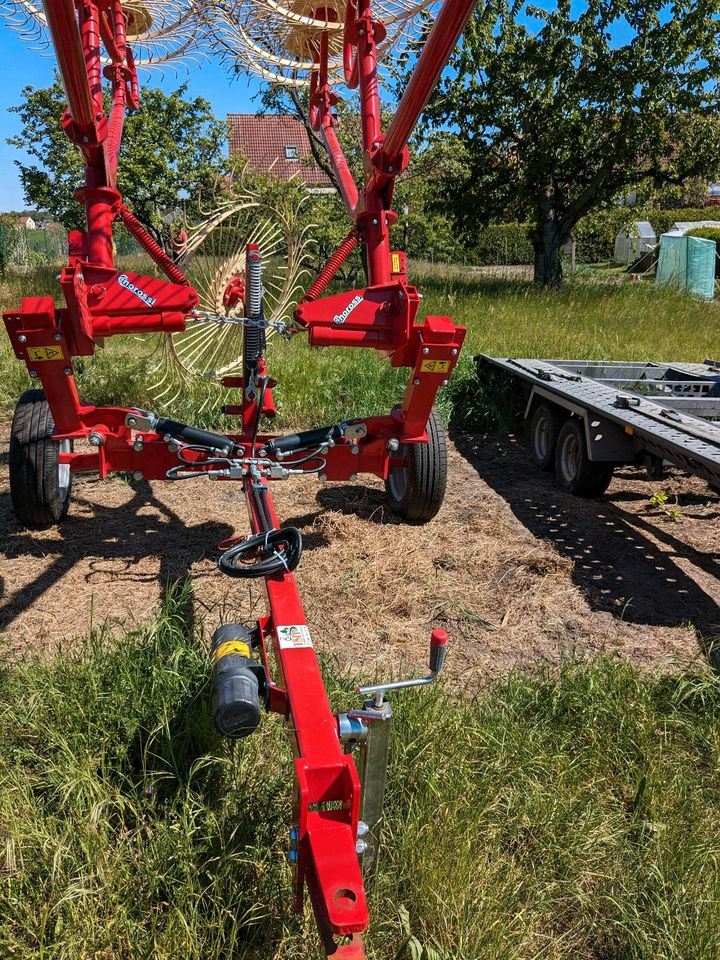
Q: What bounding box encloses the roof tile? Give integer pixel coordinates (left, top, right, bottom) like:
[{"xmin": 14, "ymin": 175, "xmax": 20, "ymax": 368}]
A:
[{"xmin": 228, "ymin": 113, "xmax": 334, "ymax": 187}]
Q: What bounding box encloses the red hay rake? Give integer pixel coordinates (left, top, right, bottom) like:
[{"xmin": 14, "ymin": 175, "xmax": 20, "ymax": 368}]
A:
[{"xmin": 2, "ymin": 0, "xmax": 473, "ymax": 953}]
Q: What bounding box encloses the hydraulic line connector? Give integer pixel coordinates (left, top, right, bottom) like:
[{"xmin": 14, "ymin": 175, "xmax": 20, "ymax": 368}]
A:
[{"xmin": 210, "ymin": 623, "xmax": 267, "ymax": 738}]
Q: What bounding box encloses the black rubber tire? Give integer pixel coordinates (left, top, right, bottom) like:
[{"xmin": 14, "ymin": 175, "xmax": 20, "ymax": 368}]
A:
[
  {"xmin": 9, "ymin": 389, "xmax": 73, "ymax": 529},
  {"xmin": 554, "ymin": 418, "xmax": 614, "ymax": 498},
  {"xmin": 385, "ymin": 407, "xmax": 448, "ymax": 523},
  {"xmin": 527, "ymin": 402, "xmax": 564, "ymax": 470}
]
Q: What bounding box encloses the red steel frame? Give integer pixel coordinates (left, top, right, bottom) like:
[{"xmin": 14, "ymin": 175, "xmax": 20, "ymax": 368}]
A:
[{"xmin": 2, "ymin": 0, "xmax": 475, "ymax": 955}]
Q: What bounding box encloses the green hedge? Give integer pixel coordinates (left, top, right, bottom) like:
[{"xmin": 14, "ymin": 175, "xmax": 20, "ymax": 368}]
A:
[
  {"xmin": 470, "ymin": 223, "xmax": 534, "ymax": 266},
  {"xmin": 573, "ymin": 206, "xmax": 720, "ymax": 263},
  {"xmin": 466, "ymin": 207, "xmax": 720, "ymax": 266},
  {"xmin": 685, "ymin": 226, "xmax": 720, "ymax": 243}
]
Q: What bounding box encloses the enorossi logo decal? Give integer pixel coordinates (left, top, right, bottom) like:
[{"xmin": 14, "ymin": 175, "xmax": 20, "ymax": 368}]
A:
[
  {"xmin": 117, "ymin": 273, "xmax": 157, "ymax": 307},
  {"xmin": 332, "ymin": 294, "xmax": 363, "ymax": 325}
]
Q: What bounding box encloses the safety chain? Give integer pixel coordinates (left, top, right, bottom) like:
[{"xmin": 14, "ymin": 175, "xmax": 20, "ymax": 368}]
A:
[{"xmin": 190, "ymin": 311, "xmax": 297, "ymax": 340}]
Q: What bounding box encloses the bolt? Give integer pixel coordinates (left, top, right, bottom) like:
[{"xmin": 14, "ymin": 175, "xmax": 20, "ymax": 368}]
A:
[
  {"xmin": 88, "ymin": 432, "xmax": 104, "ymax": 447},
  {"xmin": 357, "ymin": 821, "xmax": 369, "ymax": 837},
  {"xmin": 388, "ymin": 165, "xmax": 394, "ymax": 172},
  {"xmin": 127, "ymin": 416, "xmax": 137, "ymax": 427},
  {"xmin": 54, "ymin": 332, "xmax": 62, "ymax": 341},
  {"xmin": 133, "ymin": 471, "xmax": 144, "ymax": 481},
  {"xmin": 167, "ymin": 442, "xmax": 177, "ymax": 453},
  {"xmin": 17, "ymin": 334, "xmax": 27, "ymax": 344},
  {"xmin": 422, "ymin": 347, "xmax": 430, "ymax": 355},
  {"xmin": 63, "ymin": 367, "xmax": 72, "ymax": 375},
  {"xmin": 351, "ymin": 444, "xmax": 359, "ymax": 455},
  {"xmin": 96, "ymin": 111, "xmax": 103, "ymax": 120},
  {"xmin": 441, "ymin": 379, "xmax": 448, "ymax": 386},
  {"xmin": 319, "ymin": 472, "xmax": 327, "ymax": 481},
  {"xmin": 451, "ymin": 348, "xmax": 458, "ymax": 356},
  {"xmin": 29, "ymin": 369, "xmax": 38, "ymax": 378},
  {"xmin": 413, "ymin": 377, "xmax": 420, "ymax": 385},
  {"xmin": 133, "ymin": 438, "xmax": 144, "ymax": 452},
  {"xmin": 355, "ymin": 839, "xmax": 368, "ymax": 855},
  {"xmin": 372, "ymin": 218, "xmax": 378, "ymax": 225},
  {"xmin": 349, "ymin": 472, "xmax": 358, "ymax": 481},
  {"xmin": 386, "ymin": 437, "xmax": 400, "ymax": 452},
  {"xmin": 82, "ymin": 136, "xmax": 89, "ymax": 143}
]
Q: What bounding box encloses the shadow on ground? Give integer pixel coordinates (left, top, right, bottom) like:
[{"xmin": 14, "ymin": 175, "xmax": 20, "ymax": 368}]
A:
[
  {"xmin": 0, "ymin": 480, "xmax": 233, "ymax": 633},
  {"xmin": 452, "ymin": 431, "xmax": 720, "ymax": 640}
]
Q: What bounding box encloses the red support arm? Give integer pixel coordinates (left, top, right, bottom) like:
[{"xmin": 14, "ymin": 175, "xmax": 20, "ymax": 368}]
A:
[{"xmin": 381, "ymin": 0, "xmax": 477, "ymax": 165}]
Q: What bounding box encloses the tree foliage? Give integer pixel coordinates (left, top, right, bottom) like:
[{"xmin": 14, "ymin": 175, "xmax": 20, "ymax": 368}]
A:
[
  {"xmin": 425, "ymin": 0, "xmax": 720, "ymax": 284},
  {"xmin": 8, "ymin": 78, "xmax": 228, "ymax": 243}
]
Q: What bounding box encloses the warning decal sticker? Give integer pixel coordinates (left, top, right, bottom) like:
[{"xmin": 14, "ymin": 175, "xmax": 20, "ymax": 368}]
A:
[
  {"xmin": 277, "ymin": 624, "xmax": 314, "ymax": 650},
  {"xmin": 419, "ymin": 359, "xmax": 451, "ymax": 373},
  {"xmin": 27, "ymin": 346, "xmax": 64, "ymax": 362}
]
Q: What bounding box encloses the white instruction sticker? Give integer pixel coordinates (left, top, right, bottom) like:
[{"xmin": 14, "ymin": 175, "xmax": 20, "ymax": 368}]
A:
[{"xmin": 277, "ymin": 624, "xmax": 314, "ymax": 650}]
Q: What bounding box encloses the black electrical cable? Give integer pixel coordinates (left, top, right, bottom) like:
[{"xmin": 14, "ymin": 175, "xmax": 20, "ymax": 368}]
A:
[{"xmin": 218, "ymin": 526, "xmax": 303, "ymax": 579}]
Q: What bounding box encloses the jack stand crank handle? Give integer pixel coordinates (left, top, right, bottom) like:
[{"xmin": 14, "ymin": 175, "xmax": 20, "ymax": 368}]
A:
[{"xmin": 358, "ymin": 628, "xmax": 449, "ymax": 702}]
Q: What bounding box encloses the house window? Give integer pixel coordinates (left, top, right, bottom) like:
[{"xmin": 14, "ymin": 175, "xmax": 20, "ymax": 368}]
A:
[{"xmin": 284, "ymin": 145, "xmax": 299, "ymax": 160}]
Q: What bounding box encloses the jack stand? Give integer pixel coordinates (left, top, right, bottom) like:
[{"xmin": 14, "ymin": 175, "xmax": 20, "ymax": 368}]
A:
[{"xmin": 338, "ymin": 629, "xmax": 448, "ymax": 873}]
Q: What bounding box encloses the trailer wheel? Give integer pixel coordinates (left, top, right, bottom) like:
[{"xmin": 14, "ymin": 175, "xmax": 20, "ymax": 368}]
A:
[
  {"xmin": 554, "ymin": 418, "xmax": 614, "ymax": 498},
  {"xmin": 385, "ymin": 407, "xmax": 447, "ymax": 523},
  {"xmin": 9, "ymin": 389, "xmax": 73, "ymax": 529},
  {"xmin": 528, "ymin": 402, "xmax": 564, "ymax": 470}
]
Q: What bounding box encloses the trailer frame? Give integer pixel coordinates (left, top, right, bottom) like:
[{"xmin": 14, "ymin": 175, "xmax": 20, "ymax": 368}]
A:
[{"xmin": 478, "ymin": 355, "xmax": 720, "ymax": 492}]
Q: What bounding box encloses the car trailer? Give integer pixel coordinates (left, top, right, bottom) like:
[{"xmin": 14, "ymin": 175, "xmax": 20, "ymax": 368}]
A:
[{"xmin": 478, "ymin": 356, "xmax": 720, "ymax": 496}]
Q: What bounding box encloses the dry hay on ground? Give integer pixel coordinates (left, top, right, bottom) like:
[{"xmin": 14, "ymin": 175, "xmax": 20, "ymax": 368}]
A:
[{"xmin": 0, "ymin": 423, "xmax": 717, "ymax": 685}]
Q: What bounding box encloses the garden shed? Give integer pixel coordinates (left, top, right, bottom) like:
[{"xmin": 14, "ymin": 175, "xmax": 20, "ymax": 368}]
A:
[{"xmin": 613, "ymin": 221, "xmax": 656, "ymax": 264}]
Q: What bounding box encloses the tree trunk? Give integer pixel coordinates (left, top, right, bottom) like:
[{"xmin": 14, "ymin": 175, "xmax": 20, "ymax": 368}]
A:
[{"xmin": 532, "ymin": 179, "xmax": 563, "ymax": 287}]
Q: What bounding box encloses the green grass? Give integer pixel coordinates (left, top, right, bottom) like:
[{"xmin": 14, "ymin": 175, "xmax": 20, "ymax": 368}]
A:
[
  {"xmin": 2, "ymin": 262, "xmax": 718, "ymax": 430},
  {"xmin": 2, "ymin": 589, "xmax": 720, "ymax": 959}
]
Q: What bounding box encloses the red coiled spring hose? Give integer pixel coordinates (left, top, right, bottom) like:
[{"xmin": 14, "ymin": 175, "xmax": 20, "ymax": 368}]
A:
[
  {"xmin": 115, "ymin": 202, "xmax": 189, "ymax": 286},
  {"xmin": 302, "ymin": 229, "xmax": 359, "ymax": 303}
]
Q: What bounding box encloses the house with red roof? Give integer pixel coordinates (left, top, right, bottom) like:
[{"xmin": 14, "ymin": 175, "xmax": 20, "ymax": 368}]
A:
[{"xmin": 227, "ymin": 114, "xmax": 335, "ymax": 193}]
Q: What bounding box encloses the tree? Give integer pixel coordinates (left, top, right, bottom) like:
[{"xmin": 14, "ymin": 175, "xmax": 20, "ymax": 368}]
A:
[
  {"xmin": 8, "ymin": 78, "xmax": 228, "ymax": 244},
  {"xmin": 424, "ymin": 0, "xmax": 720, "ymax": 285}
]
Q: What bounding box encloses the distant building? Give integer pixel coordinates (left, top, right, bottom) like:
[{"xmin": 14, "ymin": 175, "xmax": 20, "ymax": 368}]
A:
[
  {"xmin": 18, "ymin": 215, "xmax": 36, "ymax": 230},
  {"xmin": 613, "ymin": 221, "xmax": 657, "ymax": 264},
  {"xmin": 227, "ymin": 113, "xmax": 335, "ymax": 193}
]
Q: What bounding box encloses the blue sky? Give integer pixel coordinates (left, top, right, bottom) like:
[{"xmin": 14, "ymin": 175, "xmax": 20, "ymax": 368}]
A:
[{"xmin": 0, "ymin": 26, "xmax": 264, "ymax": 211}]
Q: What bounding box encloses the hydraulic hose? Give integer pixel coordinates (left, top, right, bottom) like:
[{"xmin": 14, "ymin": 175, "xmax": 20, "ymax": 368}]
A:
[{"xmin": 218, "ymin": 527, "xmax": 303, "ymax": 579}]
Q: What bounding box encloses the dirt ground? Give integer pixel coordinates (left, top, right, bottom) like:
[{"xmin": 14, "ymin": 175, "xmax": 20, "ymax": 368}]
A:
[{"xmin": 0, "ymin": 422, "xmax": 718, "ymax": 685}]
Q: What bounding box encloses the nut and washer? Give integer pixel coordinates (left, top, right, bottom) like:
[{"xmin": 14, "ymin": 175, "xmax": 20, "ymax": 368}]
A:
[
  {"xmin": 413, "ymin": 377, "xmax": 420, "ymax": 385},
  {"xmin": 132, "ymin": 471, "xmax": 144, "ymax": 481},
  {"xmin": 441, "ymin": 378, "xmax": 448, "ymax": 386},
  {"xmin": 451, "ymin": 348, "xmax": 458, "ymax": 356},
  {"xmin": 422, "ymin": 347, "xmax": 430, "ymax": 355},
  {"xmin": 88, "ymin": 432, "xmax": 105, "ymax": 447},
  {"xmin": 349, "ymin": 472, "xmax": 358, "ymax": 481},
  {"xmin": 386, "ymin": 437, "xmax": 400, "ymax": 452},
  {"xmin": 29, "ymin": 369, "xmax": 38, "ymax": 378},
  {"xmin": 18, "ymin": 334, "xmax": 27, "ymax": 344},
  {"xmin": 63, "ymin": 367, "xmax": 72, "ymax": 375},
  {"xmin": 54, "ymin": 332, "xmax": 62, "ymax": 342}
]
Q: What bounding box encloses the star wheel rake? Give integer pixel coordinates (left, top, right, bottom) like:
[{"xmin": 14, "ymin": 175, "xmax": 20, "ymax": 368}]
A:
[{"xmin": 142, "ymin": 188, "xmax": 313, "ymax": 411}]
